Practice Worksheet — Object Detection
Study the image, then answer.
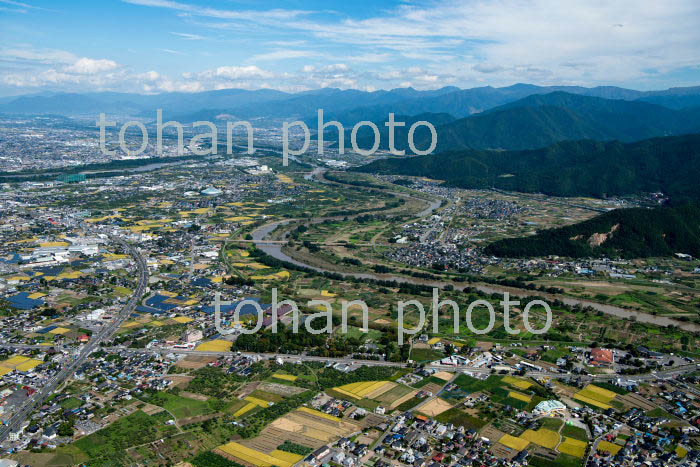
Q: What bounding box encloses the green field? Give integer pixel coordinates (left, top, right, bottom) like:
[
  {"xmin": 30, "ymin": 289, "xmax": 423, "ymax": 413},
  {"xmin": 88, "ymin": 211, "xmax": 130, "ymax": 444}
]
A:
[
  {"xmin": 412, "ymin": 375, "xmax": 449, "ymax": 389},
  {"xmin": 146, "ymin": 391, "xmax": 218, "ymax": 419},
  {"xmin": 373, "ymin": 384, "xmax": 414, "ymax": 404},
  {"xmin": 395, "ymin": 396, "xmax": 423, "ymax": 411},
  {"xmin": 72, "ymin": 410, "xmax": 177, "ymax": 464},
  {"xmin": 60, "ymin": 397, "xmax": 83, "ymax": 410},
  {"xmin": 452, "ymin": 374, "xmax": 503, "ymax": 393},
  {"xmin": 409, "ymin": 347, "xmax": 445, "ymax": 363},
  {"xmin": 540, "ymin": 417, "xmax": 564, "ymax": 430},
  {"xmin": 435, "ymin": 408, "xmax": 488, "ymax": 430},
  {"xmin": 561, "ymin": 424, "xmax": 589, "ymax": 441},
  {"xmin": 530, "ymin": 453, "xmax": 583, "ymax": 467}
]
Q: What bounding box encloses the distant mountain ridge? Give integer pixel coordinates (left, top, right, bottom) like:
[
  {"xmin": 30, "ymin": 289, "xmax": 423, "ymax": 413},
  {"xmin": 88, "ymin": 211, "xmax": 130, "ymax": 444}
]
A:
[
  {"xmin": 418, "ymin": 92, "xmax": 700, "ymax": 151},
  {"xmin": 315, "ymin": 112, "xmax": 457, "ymax": 152},
  {"xmin": 3, "ymin": 83, "xmax": 700, "ymax": 120}
]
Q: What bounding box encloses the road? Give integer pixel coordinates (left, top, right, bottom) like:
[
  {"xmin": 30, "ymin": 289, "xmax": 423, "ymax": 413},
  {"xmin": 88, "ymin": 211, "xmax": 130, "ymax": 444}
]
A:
[
  {"xmin": 92, "ymin": 346, "xmax": 700, "ymax": 384},
  {"xmin": 0, "ymin": 235, "xmax": 149, "ymax": 443}
]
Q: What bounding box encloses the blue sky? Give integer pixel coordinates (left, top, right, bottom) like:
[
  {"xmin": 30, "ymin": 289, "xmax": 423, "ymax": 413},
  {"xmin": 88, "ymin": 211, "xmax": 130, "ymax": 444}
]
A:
[{"xmin": 1, "ymin": 0, "xmax": 699, "ymax": 96}]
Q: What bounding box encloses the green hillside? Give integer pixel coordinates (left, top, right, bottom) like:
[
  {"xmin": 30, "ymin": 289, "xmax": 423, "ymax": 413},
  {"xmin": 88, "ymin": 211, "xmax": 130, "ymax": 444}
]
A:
[
  {"xmin": 354, "ymin": 134, "xmax": 700, "ymax": 200},
  {"xmin": 484, "ymin": 204, "xmax": 700, "ymax": 259}
]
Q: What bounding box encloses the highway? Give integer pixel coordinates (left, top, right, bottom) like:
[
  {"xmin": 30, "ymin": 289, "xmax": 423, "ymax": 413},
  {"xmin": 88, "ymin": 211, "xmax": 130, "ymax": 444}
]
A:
[{"xmin": 0, "ymin": 235, "xmax": 149, "ymax": 443}]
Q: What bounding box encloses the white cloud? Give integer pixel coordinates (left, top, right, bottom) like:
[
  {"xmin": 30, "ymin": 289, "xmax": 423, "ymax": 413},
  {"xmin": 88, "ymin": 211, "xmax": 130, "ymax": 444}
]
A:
[
  {"xmin": 123, "ymin": 0, "xmax": 311, "ymax": 21},
  {"xmin": 199, "ymin": 65, "xmax": 275, "ymax": 80},
  {"xmin": 3, "ymin": 0, "xmax": 700, "ymax": 94},
  {"xmin": 249, "ymin": 50, "xmax": 318, "ymax": 62},
  {"xmin": 170, "ymin": 32, "xmax": 205, "ymax": 40},
  {"xmin": 0, "ymin": 47, "xmax": 78, "ymax": 65},
  {"xmin": 287, "ymin": 0, "xmax": 700, "ymax": 86},
  {"xmin": 65, "ymin": 57, "xmax": 120, "ymax": 74}
]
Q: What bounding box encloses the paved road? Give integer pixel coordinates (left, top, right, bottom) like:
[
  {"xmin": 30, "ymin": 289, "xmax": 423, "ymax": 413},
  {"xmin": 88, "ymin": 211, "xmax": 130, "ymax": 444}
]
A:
[
  {"xmin": 97, "ymin": 346, "xmax": 700, "ymax": 384},
  {"xmin": 0, "ymin": 235, "xmax": 149, "ymax": 443}
]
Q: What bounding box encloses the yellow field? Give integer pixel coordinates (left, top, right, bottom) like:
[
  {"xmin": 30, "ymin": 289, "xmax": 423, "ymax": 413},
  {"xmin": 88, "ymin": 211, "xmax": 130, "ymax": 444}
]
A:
[
  {"xmin": 499, "ymin": 434, "xmax": 530, "ymax": 451},
  {"xmin": 573, "ymin": 384, "xmax": 617, "ymax": 410},
  {"xmin": 1, "ymin": 355, "xmax": 43, "ymax": 373},
  {"xmin": 172, "ymin": 316, "xmax": 194, "ymax": 324},
  {"xmin": 333, "ymin": 380, "xmax": 393, "ymax": 399},
  {"xmin": 598, "ymin": 440, "xmax": 622, "ymax": 455},
  {"xmin": 196, "ymin": 339, "xmax": 233, "ymax": 352},
  {"xmin": 269, "ymin": 450, "xmax": 304, "ymax": 465},
  {"xmin": 502, "ymin": 375, "xmax": 533, "ymax": 390},
  {"xmin": 103, "ymin": 253, "xmax": 130, "ymax": 260},
  {"xmin": 585, "ymin": 385, "xmax": 618, "ymax": 399},
  {"xmin": 218, "ymin": 442, "xmax": 300, "ymax": 467},
  {"xmin": 57, "ymin": 271, "xmax": 83, "ymax": 280},
  {"xmin": 233, "ymin": 402, "xmax": 257, "ymax": 417},
  {"xmin": 298, "ymin": 407, "xmax": 341, "ymax": 422},
  {"xmin": 121, "ymin": 321, "xmax": 141, "ymax": 328},
  {"xmin": 272, "ymin": 373, "xmax": 298, "ymax": 382},
  {"xmin": 251, "ymin": 271, "xmax": 291, "ymax": 281},
  {"xmin": 15, "ymin": 359, "xmax": 43, "ymax": 372},
  {"xmin": 427, "ymin": 337, "xmax": 441, "ymax": 345},
  {"xmin": 40, "ymin": 241, "xmax": 69, "ymax": 247},
  {"xmin": 573, "ymin": 394, "xmax": 612, "ymax": 409},
  {"xmin": 508, "ymin": 391, "xmax": 532, "ymax": 403},
  {"xmin": 245, "ymin": 396, "xmax": 272, "ymax": 408},
  {"xmin": 520, "ymin": 428, "xmax": 560, "ymax": 449},
  {"xmin": 28, "ymin": 292, "xmax": 46, "ymax": 299},
  {"xmin": 3, "ymin": 356, "xmax": 31, "ymax": 366},
  {"xmin": 558, "ymin": 437, "xmax": 587, "ymax": 457},
  {"xmin": 49, "ymin": 327, "xmax": 70, "ymax": 335},
  {"xmin": 277, "ymin": 174, "xmax": 295, "ymax": 184}
]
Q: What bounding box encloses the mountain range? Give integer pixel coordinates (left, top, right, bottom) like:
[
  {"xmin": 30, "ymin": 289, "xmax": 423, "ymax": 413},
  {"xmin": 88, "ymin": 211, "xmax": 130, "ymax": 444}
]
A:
[
  {"xmin": 2, "ymin": 83, "xmax": 700, "ymax": 123},
  {"xmin": 415, "ymin": 92, "xmax": 700, "ymax": 151}
]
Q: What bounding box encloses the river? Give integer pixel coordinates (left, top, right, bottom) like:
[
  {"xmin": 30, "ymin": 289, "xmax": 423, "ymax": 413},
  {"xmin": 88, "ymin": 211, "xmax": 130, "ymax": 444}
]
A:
[{"xmin": 251, "ymin": 169, "xmax": 700, "ymax": 333}]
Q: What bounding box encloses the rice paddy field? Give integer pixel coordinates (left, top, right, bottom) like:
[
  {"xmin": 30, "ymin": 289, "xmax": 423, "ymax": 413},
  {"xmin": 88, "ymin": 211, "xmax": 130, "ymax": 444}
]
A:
[
  {"xmin": 499, "ymin": 434, "xmax": 530, "ymax": 451},
  {"xmin": 485, "ymin": 421, "xmax": 590, "ymax": 461},
  {"xmin": 217, "ymin": 442, "xmax": 304, "ymax": 467},
  {"xmin": 520, "ymin": 428, "xmax": 560, "ymax": 449},
  {"xmin": 272, "ymin": 373, "xmax": 298, "ymax": 382},
  {"xmin": 573, "ymin": 384, "xmax": 619, "ymax": 410},
  {"xmin": 598, "ymin": 440, "xmax": 623, "ymax": 455},
  {"xmin": 217, "ymin": 406, "xmax": 361, "ymax": 466},
  {"xmin": 195, "ymin": 339, "xmax": 233, "ymax": 352},
  {"xmin": 328, "ymin": 379, "xmax": 418, "ymax": 410},
  {"xmin": 558, "ymin": 437, "xmax": 588, "ymax": 457},
  {"xmin": 0, "ymin": 355, "xmax": 44, "ymax": 375},
  {"xmin": 331, "ymin": 380, "xmax": 393, "ymax": 400}
]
